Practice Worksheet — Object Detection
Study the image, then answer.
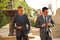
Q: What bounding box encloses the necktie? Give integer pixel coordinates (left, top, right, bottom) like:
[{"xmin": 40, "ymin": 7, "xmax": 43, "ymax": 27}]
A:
[
  {"xmin": 45, "ymin": 16, "xmax": 46, "ymax": 23},
  {"xmin": 45, "ymin": 16, "xmax": 49, "ymax": 32}
]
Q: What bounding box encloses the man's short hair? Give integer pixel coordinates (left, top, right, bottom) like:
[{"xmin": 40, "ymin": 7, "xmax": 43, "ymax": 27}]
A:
[
  {"xmin": 17, "ymin": 6, "xmax": 23, "ymax": 9},
  {"xmin": 42, "ymin": 7, "xmax": 48, "ymax": 12}
]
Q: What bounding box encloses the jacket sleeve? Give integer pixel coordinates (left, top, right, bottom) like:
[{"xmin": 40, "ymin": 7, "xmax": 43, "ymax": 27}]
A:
[
  {"xmin": 25, "ymin": 14, "xmax": 30, "ymax": 33},
  {"xmin": 35, "ymin": 16, "xmax": 42, "ymax": 28},
  {"xmin": 49, "ymin": 15, "xmax": 55, "ymax": 27},
  {"xmin": 50, "ymin": 18, "xmax": 55, "ymax": 27}
]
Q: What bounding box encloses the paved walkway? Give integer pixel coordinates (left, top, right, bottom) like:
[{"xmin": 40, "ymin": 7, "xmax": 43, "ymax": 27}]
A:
[
  {"xmin": 0, "ymin": 24, "xmax": 9, "ymax": 37},
  {"xmin": 0, "ymin": 24, "xmax": 60, "ymax": 40}
]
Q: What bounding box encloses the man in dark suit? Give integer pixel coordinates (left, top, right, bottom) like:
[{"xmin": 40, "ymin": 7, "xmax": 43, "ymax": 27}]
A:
[
  {"xmin": 35, "ymin": 7, "xmax": 55, "ymax": 40},
  {"xmin": 12, "ymin": 6, "xmax": 30, "ymax": 40}
]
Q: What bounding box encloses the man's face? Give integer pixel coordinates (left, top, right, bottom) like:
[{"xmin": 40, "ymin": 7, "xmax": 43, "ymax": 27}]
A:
[
  {"xmin": 18, "ymin": 8, "xmax": 23, "ymax": 14},
  {"xmin": 43, "ymin": 10, "xmax": 48, "ymax": 16}
]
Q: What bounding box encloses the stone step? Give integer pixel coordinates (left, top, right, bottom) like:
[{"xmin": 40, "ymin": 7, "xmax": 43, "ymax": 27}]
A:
[
  {"xmin": 0, "ymin": 36, "xmax": 60, "ymax": 40},
  {"xmin": 0, "ymin": 35, "xmax": 36, "ymax": 40}
]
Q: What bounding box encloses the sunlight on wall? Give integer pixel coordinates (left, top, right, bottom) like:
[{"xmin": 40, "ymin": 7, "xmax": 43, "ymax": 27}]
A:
[
  {"xmin": 25, "ymin": 0, "xmax": 49, "ymax": 9},
  {"xmin": 57, "ymin": 0, "xmax": 60, "ymax": 9},
  {"xmin": 25, "ymin": 0, "xmax": 58, "ymax": 16}
]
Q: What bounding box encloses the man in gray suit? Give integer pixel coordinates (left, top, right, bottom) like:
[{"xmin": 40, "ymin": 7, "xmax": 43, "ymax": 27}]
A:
[
  {"xmin": 35, "ymin": 7, "xmax": 55, "ymax": 40},
  {"xmin": 12, "ymin": 6, "xmax": 30, "ymax": 40}
]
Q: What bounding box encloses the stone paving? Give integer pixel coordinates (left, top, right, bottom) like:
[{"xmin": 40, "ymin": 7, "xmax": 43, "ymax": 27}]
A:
[{"xmin": 0, "ymin": 24, "xmax": 60, "ymax": 40}]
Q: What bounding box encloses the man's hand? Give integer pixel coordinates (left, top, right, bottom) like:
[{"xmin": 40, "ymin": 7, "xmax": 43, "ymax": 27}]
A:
[
  {"xmin": 17, "ymin": 26, "xmax": 22, "ymax": 30},
  {"xmin": 25, "ymin": 34, "xmax": 28, "ymax": 36},
  {"xmin": 47, "ymin": 23, "xmax": 52, "ymax": 27},
  {"xmin": 41, "ymin": 23, "xmax": 46, "ymax": 27}
]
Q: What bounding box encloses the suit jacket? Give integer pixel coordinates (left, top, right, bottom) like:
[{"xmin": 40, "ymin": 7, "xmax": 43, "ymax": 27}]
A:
[
  {"xmin": 12, "ymin": 14, "xmax": 30, "ymax": 36},
  {"xmin": 35, "ymin": 15, "xmax": 55, "ymax": 37}
]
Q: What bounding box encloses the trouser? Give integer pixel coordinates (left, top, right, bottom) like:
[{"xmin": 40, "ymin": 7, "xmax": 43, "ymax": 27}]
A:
[
  {"xmin": 16, "ymin": 30, "xmax": 28, "ymax": 40},
  {"xmin": 41, "ymin": 32, "xmax": 52, "ymax": 40}
]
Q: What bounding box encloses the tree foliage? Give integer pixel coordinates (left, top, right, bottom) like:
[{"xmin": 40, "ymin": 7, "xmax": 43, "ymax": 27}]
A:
[
  {"xmin": 0, "ymin": 0, "xmax": 10, "ymax": 28},
  {"xmin": 0, "ymin": 0, "xmax": 10, "ymax": 10}
]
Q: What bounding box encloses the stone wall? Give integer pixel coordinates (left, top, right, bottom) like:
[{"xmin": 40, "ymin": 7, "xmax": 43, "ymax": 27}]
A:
[{"xmin": 51, "ymin": 8, "xmax": 60, "ymax": 38}]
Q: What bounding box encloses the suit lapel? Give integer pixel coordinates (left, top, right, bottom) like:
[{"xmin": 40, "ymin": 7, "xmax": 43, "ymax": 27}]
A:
[
  {"xmin": 41, "ymin": 15, "xmax": 45, "ymax": 22},
  {"xmin": 41, "ymin": 15, "xmax": 50, "ymax": 23}
]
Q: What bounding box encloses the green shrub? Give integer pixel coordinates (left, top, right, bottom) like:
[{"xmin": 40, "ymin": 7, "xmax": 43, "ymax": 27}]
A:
[
  {"xmin": 0, "ymin": 13, "xmax": 10, "ymax": 28},
  {"xmin": 30, "ymin": 19, "xmax": 35, "ymax": 27}
]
